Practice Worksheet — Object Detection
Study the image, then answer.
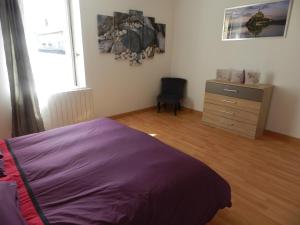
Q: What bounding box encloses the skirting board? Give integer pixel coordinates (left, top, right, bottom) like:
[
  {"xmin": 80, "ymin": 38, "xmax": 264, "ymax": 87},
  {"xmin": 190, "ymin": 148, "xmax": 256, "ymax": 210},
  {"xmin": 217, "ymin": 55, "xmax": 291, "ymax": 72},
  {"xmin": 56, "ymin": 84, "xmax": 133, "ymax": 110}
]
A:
[
  {"xmin": 110, "ymin": 106, "xmax": 300, "ymax": 142},
  {"xmin": 109, "ymin": 106, "xmax": 156, "ymax": 119},
  {"xmin": 185, "ymin": 107, "xmax": 300, "ymax": 142}
]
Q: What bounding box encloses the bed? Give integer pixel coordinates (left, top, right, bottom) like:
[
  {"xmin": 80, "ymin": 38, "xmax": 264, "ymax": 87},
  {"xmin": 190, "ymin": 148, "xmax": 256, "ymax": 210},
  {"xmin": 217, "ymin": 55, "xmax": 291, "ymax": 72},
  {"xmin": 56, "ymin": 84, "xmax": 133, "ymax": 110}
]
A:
[{"xmin": 0, "ymin": 118, "xmax": 231, "ymax": 225}]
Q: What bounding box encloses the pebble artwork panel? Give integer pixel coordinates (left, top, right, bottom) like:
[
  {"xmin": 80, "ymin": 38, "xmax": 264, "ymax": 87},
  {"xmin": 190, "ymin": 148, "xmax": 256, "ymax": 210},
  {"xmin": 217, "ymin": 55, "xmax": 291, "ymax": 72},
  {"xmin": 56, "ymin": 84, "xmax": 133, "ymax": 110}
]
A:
[{"xmin": 97, "ymin": 15, "xmax": 114, "ymax": 53}]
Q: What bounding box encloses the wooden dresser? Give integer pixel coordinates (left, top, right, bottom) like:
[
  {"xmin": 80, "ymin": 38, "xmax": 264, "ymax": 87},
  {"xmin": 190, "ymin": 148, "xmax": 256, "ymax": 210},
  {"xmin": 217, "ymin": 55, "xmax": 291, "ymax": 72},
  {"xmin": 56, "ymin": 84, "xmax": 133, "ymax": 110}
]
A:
[{"xmin": 202, "ymin": 80, "xmax": 273, "ymax": 139}]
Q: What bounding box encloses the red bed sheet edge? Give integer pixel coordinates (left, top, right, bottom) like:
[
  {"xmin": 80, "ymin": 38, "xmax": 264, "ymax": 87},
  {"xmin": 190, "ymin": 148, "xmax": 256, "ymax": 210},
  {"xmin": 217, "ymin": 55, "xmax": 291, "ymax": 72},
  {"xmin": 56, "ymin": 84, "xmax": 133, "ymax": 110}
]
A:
[{"xmin": 0, "ymin": 140, "xmax": 44, "ymax": 225}]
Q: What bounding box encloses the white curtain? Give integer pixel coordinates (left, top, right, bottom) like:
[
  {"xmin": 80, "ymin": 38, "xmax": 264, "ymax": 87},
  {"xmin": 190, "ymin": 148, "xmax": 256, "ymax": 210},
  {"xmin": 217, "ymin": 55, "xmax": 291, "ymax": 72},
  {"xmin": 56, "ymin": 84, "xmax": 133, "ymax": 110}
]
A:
[
  {"xmin": 0, "ymin": 0, "xmax": 45, "ymax": 136},
  {"xmin": 0, "ymin": 22, "xmax": 12, "ymax": 138}
]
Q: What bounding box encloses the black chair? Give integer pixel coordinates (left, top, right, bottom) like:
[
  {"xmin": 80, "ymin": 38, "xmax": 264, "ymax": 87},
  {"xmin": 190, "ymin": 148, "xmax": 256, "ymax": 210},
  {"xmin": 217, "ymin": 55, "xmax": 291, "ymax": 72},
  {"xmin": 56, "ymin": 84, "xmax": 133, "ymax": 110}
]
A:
[{"xmin": 157, "ymin": 77, "xmax": 187, "ymax": 115}]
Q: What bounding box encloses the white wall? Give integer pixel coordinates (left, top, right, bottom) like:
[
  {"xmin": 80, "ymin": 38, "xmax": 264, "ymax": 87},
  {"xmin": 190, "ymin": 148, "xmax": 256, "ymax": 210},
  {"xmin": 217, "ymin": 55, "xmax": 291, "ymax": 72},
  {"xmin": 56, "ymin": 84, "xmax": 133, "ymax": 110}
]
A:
[
  {"xmin": 79, "ymin": 0, "xmax": 174, "ymax": 117},
  {"xmin": 171, "ymin": 0, "xmax": 300, "ymax": 138}
]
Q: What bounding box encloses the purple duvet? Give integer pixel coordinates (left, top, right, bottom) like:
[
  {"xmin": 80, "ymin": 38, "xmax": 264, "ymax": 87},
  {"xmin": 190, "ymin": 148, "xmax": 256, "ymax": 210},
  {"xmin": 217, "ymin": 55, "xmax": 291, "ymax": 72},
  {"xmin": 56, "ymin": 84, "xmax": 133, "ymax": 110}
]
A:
[{"xmin": 7, "ymin": 119, "xmax": 231, "ymax": 225}]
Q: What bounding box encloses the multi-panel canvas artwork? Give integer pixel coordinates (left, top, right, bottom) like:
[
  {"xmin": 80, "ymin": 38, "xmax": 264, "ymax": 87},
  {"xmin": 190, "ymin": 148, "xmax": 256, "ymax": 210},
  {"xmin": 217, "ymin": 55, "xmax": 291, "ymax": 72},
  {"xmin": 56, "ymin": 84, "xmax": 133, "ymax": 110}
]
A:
[
  {"xmin": 97, "ymin": 10, "xmax": 166, "ymax": 65},
  {"xmin": 222, "ymin": 0, "xmax": 292, "ymax": 40}
]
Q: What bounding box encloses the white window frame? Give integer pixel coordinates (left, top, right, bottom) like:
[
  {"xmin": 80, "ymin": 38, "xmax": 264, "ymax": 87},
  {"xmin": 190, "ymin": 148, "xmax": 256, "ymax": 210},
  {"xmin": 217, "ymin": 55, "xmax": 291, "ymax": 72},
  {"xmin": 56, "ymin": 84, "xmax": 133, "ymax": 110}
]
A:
[{"xmin": 66, "ymin": 0, "xmax": 78, "ymax": 86}]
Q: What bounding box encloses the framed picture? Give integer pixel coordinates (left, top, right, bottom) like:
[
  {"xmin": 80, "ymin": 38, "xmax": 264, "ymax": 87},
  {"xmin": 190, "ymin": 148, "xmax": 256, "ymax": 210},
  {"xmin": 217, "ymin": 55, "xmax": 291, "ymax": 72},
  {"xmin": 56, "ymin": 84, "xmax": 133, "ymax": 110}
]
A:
[
  {"xmin": 230, "ymin": 69, "xmax": 245, "ymax": 84},
  {"xmin": 245, "ymin": 71, "xmax": 260, "ymax": 84},
  {"xmin": 216, "ymin": 69, "xmax": 231, "ymax": 81},
  {"xmin": 222, "ymin": 0, "xmax": 293, "ymax": 40}
]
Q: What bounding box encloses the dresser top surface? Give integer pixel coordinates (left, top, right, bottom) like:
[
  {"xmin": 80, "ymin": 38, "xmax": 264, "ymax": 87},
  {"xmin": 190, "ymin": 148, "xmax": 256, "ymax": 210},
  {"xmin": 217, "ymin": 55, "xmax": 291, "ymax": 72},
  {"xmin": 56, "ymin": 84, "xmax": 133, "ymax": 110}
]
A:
[{"xmin": 207, "ymin": 79, "xmax": 273, "ymax": 90}]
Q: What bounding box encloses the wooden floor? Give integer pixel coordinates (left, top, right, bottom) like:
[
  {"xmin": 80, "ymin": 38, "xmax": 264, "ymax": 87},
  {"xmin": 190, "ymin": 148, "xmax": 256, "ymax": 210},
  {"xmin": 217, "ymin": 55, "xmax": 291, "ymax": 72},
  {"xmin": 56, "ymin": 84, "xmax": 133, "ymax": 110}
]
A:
[{"xmin": 115, "ymin": 108, "xmax": 300, "ymax": 225}]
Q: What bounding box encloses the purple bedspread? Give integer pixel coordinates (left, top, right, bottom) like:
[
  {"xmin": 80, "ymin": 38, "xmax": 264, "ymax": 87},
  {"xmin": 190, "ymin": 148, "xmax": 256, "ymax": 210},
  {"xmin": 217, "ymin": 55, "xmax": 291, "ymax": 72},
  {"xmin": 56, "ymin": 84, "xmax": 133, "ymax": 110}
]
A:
[{"xmin": 7, "ymin": 119, "xmax": 231, "ymax": 225}]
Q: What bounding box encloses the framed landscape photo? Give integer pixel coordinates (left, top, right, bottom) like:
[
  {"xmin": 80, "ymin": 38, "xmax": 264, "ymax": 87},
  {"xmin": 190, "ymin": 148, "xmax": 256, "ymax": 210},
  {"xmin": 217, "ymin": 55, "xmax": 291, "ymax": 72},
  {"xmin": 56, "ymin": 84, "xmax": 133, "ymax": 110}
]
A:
[{"xmin": 222, "ymin": 0, "xmax": 293, "ymax": 40}]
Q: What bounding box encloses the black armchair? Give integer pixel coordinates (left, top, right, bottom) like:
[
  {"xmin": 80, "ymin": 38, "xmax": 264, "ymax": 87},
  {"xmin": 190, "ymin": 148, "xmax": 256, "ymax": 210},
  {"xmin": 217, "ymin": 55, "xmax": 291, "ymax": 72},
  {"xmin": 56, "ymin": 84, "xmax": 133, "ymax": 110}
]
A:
[{"xmin": 157, "ymin": 77, "xmax": 187, "ymax": 115}]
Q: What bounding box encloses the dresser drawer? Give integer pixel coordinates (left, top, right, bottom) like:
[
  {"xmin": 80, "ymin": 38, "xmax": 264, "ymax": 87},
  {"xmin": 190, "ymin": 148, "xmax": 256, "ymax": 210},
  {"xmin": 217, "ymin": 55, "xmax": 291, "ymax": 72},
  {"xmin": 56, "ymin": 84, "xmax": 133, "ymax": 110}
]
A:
[
  {"xmin": 206, "ymin": 81, "xmax": 263, "ymax": 102},
  {"xmin": 203, "ymin": 102, "xmax": 259, "ymax": 125},
  {"xmin": 202, "ymin": 113, "xmax": 257, "ymax": 138},
  {"xmin": 204, "ymin": 93, "xmax": 261, "ymax": 114}
]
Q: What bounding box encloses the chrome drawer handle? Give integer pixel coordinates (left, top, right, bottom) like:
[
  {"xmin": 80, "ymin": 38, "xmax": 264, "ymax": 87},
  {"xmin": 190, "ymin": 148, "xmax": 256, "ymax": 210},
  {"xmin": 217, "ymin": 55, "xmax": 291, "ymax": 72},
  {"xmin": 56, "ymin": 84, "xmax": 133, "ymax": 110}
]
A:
[
  {"xmin": 222, "ymin": 99, "xmax": 237, "ymax": 104},
  {"xmin": 219, "ymin": 110, "xmax": 234, "ymax": 115},
  {"xmin": 223, "ymin": 88, "xmax": 238, "ymax": 93}
]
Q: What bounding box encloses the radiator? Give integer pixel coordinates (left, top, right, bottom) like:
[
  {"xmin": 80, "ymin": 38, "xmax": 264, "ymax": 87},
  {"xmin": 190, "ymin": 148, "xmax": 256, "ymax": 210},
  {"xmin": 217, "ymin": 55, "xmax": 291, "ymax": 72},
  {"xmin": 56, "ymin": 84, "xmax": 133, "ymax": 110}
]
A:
[{"xmin": 42, "ymin": 88, "xmax": 95, "ymax": 130}]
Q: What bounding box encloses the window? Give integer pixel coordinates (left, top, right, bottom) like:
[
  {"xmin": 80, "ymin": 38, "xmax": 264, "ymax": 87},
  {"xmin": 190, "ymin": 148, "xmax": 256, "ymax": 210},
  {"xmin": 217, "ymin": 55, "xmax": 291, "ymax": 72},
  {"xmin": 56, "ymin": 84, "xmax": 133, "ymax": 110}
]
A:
[{"xmin": 21, "ymin": 0, "xmax": 85, "ymax": 99}]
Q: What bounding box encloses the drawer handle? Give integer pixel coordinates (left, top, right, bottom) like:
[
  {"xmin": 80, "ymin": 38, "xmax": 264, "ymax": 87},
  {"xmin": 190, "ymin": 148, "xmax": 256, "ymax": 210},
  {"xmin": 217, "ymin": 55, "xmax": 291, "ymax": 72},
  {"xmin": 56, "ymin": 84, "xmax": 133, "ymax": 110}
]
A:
[
  {"xmin": 222, "ymin": 99, "xmax": 237, "ymax": 104},
  {"xmin": 223, "ymin": 88, "xmax": 238, "ymax": 93},
  {"xmin": 219, "ymin": 110, "xmax": 234, "ymax": 115}
]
